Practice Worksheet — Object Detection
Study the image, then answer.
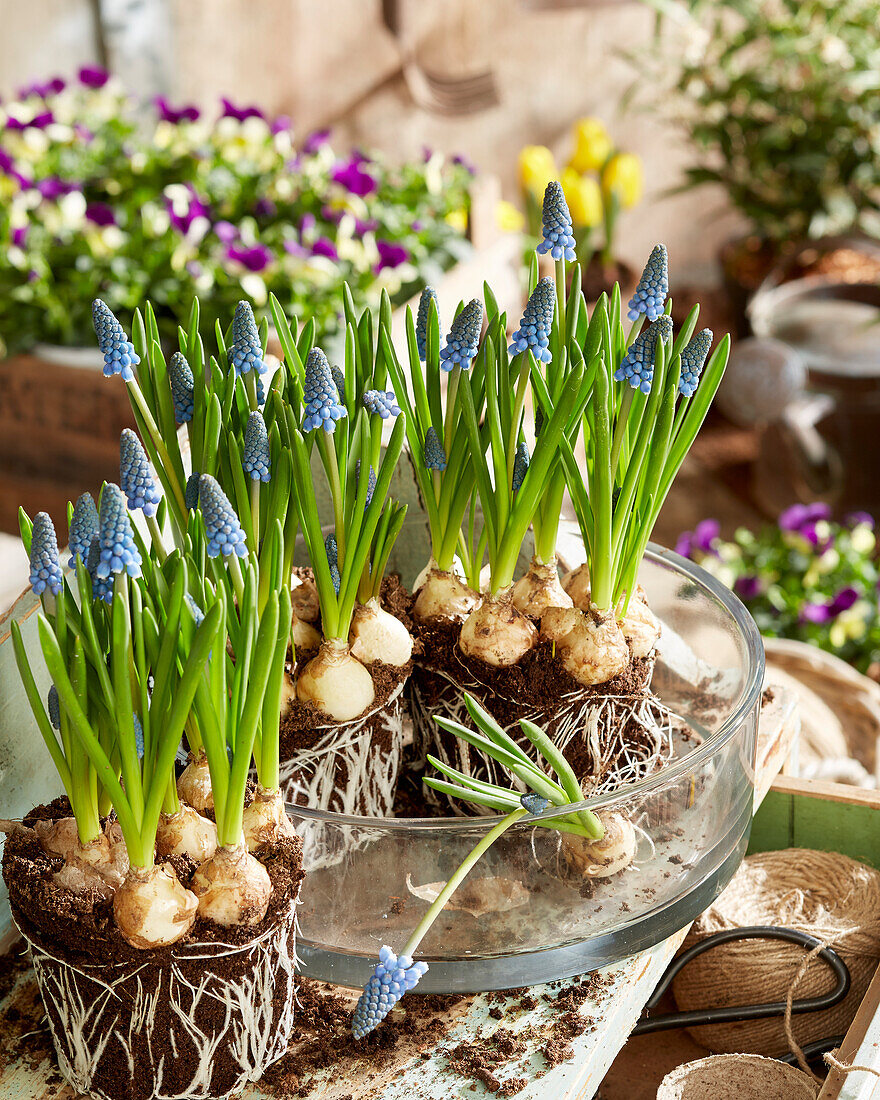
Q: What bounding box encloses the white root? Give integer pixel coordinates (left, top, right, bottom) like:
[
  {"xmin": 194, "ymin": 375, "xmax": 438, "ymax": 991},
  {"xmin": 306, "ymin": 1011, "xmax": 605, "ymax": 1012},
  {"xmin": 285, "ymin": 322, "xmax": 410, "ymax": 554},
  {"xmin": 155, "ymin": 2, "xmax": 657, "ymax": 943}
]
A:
[
  {"xmin": 292, "ymin": 613, "xmax": 322, "ymax": 651},
  {"xmin": 242, "ymin": 787, "xmax": 297, "ymax": 852},
  {"xmin": 541, "ymin": 606, "xmax": 630, "ymax": 686},
  {"xmin": 177, "ymin": 750, "xmax": 214, "ymax": 813},
  {"xmin": 191, "ymin": 844, "xmax": 272, "ymax": 927},
  {"xmin": 23, "ymin": 903, "xmax": 297, "ymax": 1100},
  {"xmin": 156, "ymin": 804, "xmax": 218, "ymax": 863},
  {"xmin": 512, "ymin": 557, "xmax": 573, "ymax": 618},
  {"xmin": 620, "ymin": 593, "xmax": 661, "ymax": 659},
  {"xmin": 413, "ymin": 566, "xmax": 478, "ymax": 624},
  {"xmin": 349, "ymin": 597, "xmax": 413, "ymax": 667},
  {"xmin": 296, "ymin": 638, "xmax": 375, "ymax": 721},
  {"xmin": 562, "ymin": 563, "xmax": 592, "ymax": 611},
  {"xmin": 112, "ymin": 864, "xmax": 198, "ymax": 949},
  {"xmin": 459, "ymin": 591, "xmax": 537, "ymax": 667},
  {"xmin": 560, "ymin": 813, "xmax": 637, "ymax": 878},
  {"xmin": 290, "ymin": 573, "xmax": 320, "ymax": 622}
]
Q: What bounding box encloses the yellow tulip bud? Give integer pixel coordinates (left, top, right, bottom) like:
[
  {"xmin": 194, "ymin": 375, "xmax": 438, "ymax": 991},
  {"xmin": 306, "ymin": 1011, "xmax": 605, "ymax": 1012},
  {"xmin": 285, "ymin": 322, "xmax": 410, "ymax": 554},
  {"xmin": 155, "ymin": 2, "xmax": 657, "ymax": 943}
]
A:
[
  {"xmin": 569, "ymin": 117, "xmax": 614, "ymax": 174},
  {"xmin": 561, "ymin": 168, "xmax": 603, "ymax": 229},
  {"xmin": 601, "ymin": 153, "xmax": 644, "ymax": 210},
  {"xmin": 495, "ymin": 200, "xmax": 525, "ymax": 234},
  {"xmin": 518, "ymin": 145, "xmax": 558, "ymax": 199}
]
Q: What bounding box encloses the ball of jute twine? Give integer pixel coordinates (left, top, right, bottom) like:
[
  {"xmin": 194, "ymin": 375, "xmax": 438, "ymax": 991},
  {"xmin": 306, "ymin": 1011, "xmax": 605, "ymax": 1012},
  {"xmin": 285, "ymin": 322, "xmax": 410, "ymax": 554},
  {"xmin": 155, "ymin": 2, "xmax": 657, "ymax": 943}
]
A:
[
  {"xmin": 672, "ymin": 849, "xmax": 880, "ymax": 1077},
  {"xmin": 656, "ymin": 1054, "xmax": 818, "ymax": 1099}
]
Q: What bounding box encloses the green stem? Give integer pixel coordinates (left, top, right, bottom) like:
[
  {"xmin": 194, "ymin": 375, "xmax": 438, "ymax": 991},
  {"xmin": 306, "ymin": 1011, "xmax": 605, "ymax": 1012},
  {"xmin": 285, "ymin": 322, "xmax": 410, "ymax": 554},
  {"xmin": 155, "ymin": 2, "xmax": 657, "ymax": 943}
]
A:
[
  {"xmin": 443, "ymin": 366, "xmax": 462, "ymax": 462},
  {"xmin": 610, "ymin": 386, "xmax": 635, "ymax": 479},
  {"xmin": 402, "ymin": 808, "xmax": 527, "ymax": 958},
  {"xmin": 505, "ymin": 355, "xmax": 530, "ymax": 485},
  {"xmin": 250, "ymin": 479, "xmax": 260, "ymax": 549},
  {"xmin": 555, "ymin": 257, "xmax": 567, "ymax": 334},
  {"xmin": 146, "ymin": 515, "xmax": 167, "ymax": 563},
  {"xmin": 318, "ymin": 430, "xmax": 345, "ymax": 564},
  {"xmin": 228, "ymin": 554, "xmax": 245, "ymax": 609},
  {"xmin": 244, "ymin": 370, "xmax": 259, "ymax": 413},
  {"xmin": 126, "ymin": 378, "xmax": 187, "ymax": 519}
]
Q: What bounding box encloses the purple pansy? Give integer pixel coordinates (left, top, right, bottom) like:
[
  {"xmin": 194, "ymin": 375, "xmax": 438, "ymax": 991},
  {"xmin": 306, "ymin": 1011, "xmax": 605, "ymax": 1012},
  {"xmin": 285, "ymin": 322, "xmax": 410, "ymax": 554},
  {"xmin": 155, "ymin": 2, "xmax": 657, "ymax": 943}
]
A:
[
  {"xmin": 227, "ymin": 243, "xmax": 273, "ymax": 272},
  {"xmin": 778, "ymin": 502, "xmax": 831, "ymax": 532},
  {"xmin": 155, "ymin": 96, "xmax": 200, "ymax": 124},
  {"xmin": 311, "ymin": 237, "xmax": 339, "ymax": 261},
  {"xmin": 18, "ymin": 77, "xmax": 65, "ymax": 99},
  {"xmin": 375, "ymin": 239, "xmax": 408, "ymax": 272},
  {"xmin": 332, "ymin": 157, "xmax": 377, "ymax": 197},
  {"xmin": 6, "ymin": 110, "xmax": 53, "ymax": 131},
  {"xmin": 846, "ymin": 511, "xmax": 875, "ymax": 529},
  {"xmin": 214, "ymin": 220, "xmax": 238, "ymax": 244},
  {"xmin": 166, "ymin": 185, "xmax": 209, "ymax": 235},
  {"xmin": 253, "ymin": 197, "xmax": 277, "ymax": 218},
  {"xmin": 303, "ymin": 128, "xmax": 331, "ymax": 155},
  {"xmin": 12, "ymin": 226, "xmax": 27, "ymax": 248},
  {"xmin": 270, "ymin": 115, "xmax": 291, "ymax": 135},
  {"xmin": 79, "ymin": 66, "xmax": 110, "ymax": 89},
  {"xmin": 36, "ymin": 177, "xmax": 78, "ymax": 200},
  {"xmin": 86, "ymin": 203, "xmax": 116, "ymax": 227},
  {"xmin": 299, "ymin": 212, "xmax": 316, "ymax": 234},
  {"xmin": 220, "ymin": 97, "xmax": 264, "ymax": 122},
  {"xmin": 283, "ymin": 238, "xmax": 308, "ymax": 258},
  {"xmin": 675, "ymin": 519, "xmax": 720, "ymax": 559},
  {"xmin": 734, "ymin": 575, "xmax": 762, "ymax": 600},
  {"xmin": 452, "ymin": 153, "xmax": 477, "ymax": 175},
  {"xmin": 801, "ymin": 586, "xmax": 860, "ymax": 625},
  {"xmin": 0, "ymin": 152, "xmax": 30, "ymax": 189}
]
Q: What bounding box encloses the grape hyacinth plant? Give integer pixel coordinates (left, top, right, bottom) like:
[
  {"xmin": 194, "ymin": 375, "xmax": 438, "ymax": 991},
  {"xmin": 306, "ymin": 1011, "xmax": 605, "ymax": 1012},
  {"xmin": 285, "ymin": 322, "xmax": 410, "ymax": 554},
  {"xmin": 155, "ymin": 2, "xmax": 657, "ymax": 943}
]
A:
[{"xmin": 353, "ymin": 694, "xmax": 620, "ymax": 1037}]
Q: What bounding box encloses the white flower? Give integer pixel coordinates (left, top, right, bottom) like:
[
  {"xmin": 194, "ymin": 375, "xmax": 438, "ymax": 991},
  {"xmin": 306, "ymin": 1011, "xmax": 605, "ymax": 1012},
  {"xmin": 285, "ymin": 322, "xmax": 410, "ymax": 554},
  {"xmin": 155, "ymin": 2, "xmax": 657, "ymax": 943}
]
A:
[
  {"xmin": 851, "ymin": 524, "xmax": 876, "ymax": 555},
  {"xmin": 819, "ymin": 36, "xmax": 852, "ymax": 67},
  {"xmin": 815, "ymin": 548, "xmax": 840, "ymax": 575},
  {"xmin": 239, "ymin": 273, "xmax": 268, "ymax": 305}
]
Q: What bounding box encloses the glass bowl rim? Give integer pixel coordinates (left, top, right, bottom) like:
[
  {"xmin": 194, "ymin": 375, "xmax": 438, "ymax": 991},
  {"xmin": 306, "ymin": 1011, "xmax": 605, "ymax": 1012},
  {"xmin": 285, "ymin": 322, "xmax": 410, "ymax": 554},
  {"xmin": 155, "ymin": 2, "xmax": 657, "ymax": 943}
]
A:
[{"xmin": 287, "ymin": 542, "xmax": 765, "ymax": 832}]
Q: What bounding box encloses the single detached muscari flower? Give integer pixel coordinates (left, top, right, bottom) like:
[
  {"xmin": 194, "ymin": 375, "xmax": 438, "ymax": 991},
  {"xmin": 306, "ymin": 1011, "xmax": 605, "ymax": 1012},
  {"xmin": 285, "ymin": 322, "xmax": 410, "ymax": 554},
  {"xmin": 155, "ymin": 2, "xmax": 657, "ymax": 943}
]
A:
[
  {"xmin": 331, "ymin": 364, "xmax": 346, "ymax": 403},
  {"xmin": 86, "ymin": 534, "xmax": 114, "ymax": 603},
  {"xmin": 302, "ymin": 348, "xmax": 348, "ymax": 432},
  {"xmin": 352, "ymin": 945, "xmax": 429, "ymax": 1039},
  {"xmin": 29, "ymin": 512, "xmax": 64, "ymax": 596},
  {"xmin": 614, "ymin": 315, "xmax": 673, "ymax": 394},
  {"xmin": 423, "ymin": 427, "xmax": 447, "ymax": 471},
  {"xmin": 92, "ymin": 300, "xmax": 140, "ymax": 381},
  {"xmin": 536, "ymin": 181, "xmax": 576, "ymax": 262},
  {"xmin": 199, "ymin": 475, "xmax": 248, "ymax": 559},
  {"xmin": 512, "ymin": 441, "xmax": 530, "ymax": 492},
  {"xmin": 229, "ymin": 301, "xmax": 266, "ymax": 377},
  {"xmin": 439, "ymin": 298, "xmax": 482, "ymax": 373},
  {"xmin": 521, "ymin": 793, "xmax": 550, "ymax": 814},
  {"xmin": 362, "ymin": 389, "xmax": 401, "ymax": 418},
  {"xmin": 68, "ymin": 492, "xmax": 99, "ymax": 568},
  {"xmin": 95, "ymin": 484, "xmax": 142, "ymax": 580},
  {"xmin": 416, "ymin": 286, "xmax": 438, "ymax": 360},
  {"xmin": 120, "ymin": 429, "xmax": 163, "ymax": 516},
  {"xmin": 627, "ymin": 244, "xmax": 669, "ymax": 324},
  {"xmin": 47, "ymin": 685, "xmax": 60, "ymax": 731},
  {"xmin": 508, "ymin": 277, "xmax": 555, "ymax": 364},
  {"xmin": 242, "ymin": 412, "xmax": 271, "ymax": 482},
  {"xmin": 185, "ymin": 471, "xmax": 201, "ymax": 512},
  {"xmin": 184, "ymin": 593, "xmax": 205, "ymax": 626},
  {"xmin": 325, "ymin": 532, "xmax": 340, "ymax": 594},
  {"xmin": 168, "ymin": 351, "xmax": 195, "ymax": 423},
  {"xmin": 133, "ymin": 714, "xmax": 144, "ymax": 760},
  {"xmin": 678, "ymin": 328, "xmax": 713, "ymax": 398}
]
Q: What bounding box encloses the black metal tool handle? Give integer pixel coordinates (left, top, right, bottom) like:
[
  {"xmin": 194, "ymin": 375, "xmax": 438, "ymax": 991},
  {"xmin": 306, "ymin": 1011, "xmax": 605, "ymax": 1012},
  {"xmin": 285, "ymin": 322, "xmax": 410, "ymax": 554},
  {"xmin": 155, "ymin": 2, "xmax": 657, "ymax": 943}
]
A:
[{"xmin": 631, "ymin": 925, "xmax": 851, "ymax": 1036}]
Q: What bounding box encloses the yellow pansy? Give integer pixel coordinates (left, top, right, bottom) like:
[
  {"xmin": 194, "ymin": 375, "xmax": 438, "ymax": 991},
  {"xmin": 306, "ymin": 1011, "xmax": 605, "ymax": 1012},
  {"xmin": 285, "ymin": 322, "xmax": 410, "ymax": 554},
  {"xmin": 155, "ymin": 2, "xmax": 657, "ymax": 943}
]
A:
[
  {"xmin": 561, "ymin": 168, "xmax": 603, "ymax": 229},
  {"xmin": 518, "ymin": 145, "xmax": 558, "ymax": 199},
  {"xmin": 569, "ymin": 117, "xmax": 613, "ymax": 174},
  {"xmin": 601, "ymin": 153, "xmax": 644, "ymax": 210},
  {"xmin": 495, "ymin": 200, "xmax": 525, "ymax": 233}
]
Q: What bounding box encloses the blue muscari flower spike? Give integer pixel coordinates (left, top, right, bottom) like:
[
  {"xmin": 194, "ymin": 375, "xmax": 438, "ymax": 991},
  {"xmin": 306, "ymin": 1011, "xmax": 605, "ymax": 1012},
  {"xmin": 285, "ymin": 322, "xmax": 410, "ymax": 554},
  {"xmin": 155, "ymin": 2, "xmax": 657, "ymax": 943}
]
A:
[
  {"xmin": 521, "ymin": 793, "xmax": 550, "ymax": 814},
  {"xmin": 133, "ymin": 714, "xmax": 144, "ymax": 760},
  {"xmin": 324, "ymin": 532, "xmax": 340, "ymax": 594},
  {"xmin": 120, "ymin": 429, "xmax": 163, "ymax": 517},
  {"xmin": 614, "ymin": 315, "xmax": 673, "ymax": 395},
  {"xmin": 256, "ymin": 374, "xmax": 266, "ymax": 406},
  {"xmin": 362, "ymin": 389, "xmax": 401, "ymax": 419},
  {"xmin": 168, "ymin": 352, "xmax": 195, "ymax": 423},
  {"xmin": 47, "ymin": 686, "xmax": 60, "ymax": 731},
  {"xmin": 68, "ymin": 492, "xmax": 99, "ymax": 569},
  {"xmin": 536, "ymin": 181, "xmax": 576, "ymax": 262},
  {"xmin": 199, "ymin": 475, "xmax": 248, "ymax": 559},
  {"xmin": 509, "ymin": 277, "xmax": 555, "ymax": 364},
  {"xmin": 229, "ymin": 300, "xmax": 265, "ymax": 377},
  {"xmin": 423, "ymin": 427, "xmax": 447, "ymax": 471},
  {"xmin": 330, "ymin": 364, "xmax": 346, "ymax": 403},
  {"xmin": 416, "ymin": 286, "xmax": 438, "ymax": 360},
  {"xmin": 302, "ymin": 348, "xmax": 348, "ymax": 433},
  {"xmin": 86, "ymin": 534, "xmax": 113, "ymax": 603},
  {"xmin": 184, "ymin": 593, "xmax": 205, "ymax": 626},
  {"xmin": 242, "ymin": 412, "xmax": 271, "ymax": 482},
  {"xmin": 356, "ymin": 460, "xmax": 376, "ymax": 506},
  {"xmin": 29, "ymin": 512, "xmax": 64, "ymax": 596},
  {"xmin": 95, "ymin": 484, "xmax": 142, "ymax": 580},
  {"xmin": 439, "ymin": 298, "xmax": 482, "ymax": 373},
  {"xmin": 627, "ymin": 244, "xmax": 669, "ymax": 324},
  {"xmin": 679, "ymin": 328, "xmax": 713, "ymax": 398},
  {"xmin": 352, "ymin": 945, "xmax": 429, "ymax": 1039},
  {"xmin": 92, "ymin": 300, "xmax": 140, "ymax": 381},
  {"xmin": 185, "ymin": 471, "xmax": 201, "ymax": 512},
  {"xmin": 512, "ymin": 441, "xmax": 530, "ymax": 492}
]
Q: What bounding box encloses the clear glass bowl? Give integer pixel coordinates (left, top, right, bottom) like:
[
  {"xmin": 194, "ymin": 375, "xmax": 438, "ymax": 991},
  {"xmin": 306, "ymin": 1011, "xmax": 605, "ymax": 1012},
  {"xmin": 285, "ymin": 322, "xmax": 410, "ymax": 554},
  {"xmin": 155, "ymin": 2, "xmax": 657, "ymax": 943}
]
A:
[{"xmin": 287, "ymin": 546, "xmax": 764, "ymax": 992}]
